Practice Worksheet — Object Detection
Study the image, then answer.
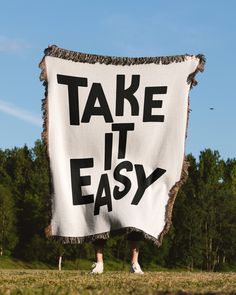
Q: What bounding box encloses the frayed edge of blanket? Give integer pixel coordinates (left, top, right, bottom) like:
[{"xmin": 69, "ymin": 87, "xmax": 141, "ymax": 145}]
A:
[
  {"xmin": 45, "ymin": 226, "xmax": 162, "ymax": 246},
  {"xmin": 40, "ymin": 45, "xmax": 205, "ymax": 246},
  {"xmin": 41, "ymin": 44, "xmax": 205, "ymax": 67},
  {"xmin": 40, "ymin": 60, "xmax": 53, "ymax": 226}
]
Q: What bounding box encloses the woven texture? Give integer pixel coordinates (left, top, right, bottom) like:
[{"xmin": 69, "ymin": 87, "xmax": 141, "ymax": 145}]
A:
[{"xmin": 39, "ymin": 45, "xmax": 205, "ymax": 246}]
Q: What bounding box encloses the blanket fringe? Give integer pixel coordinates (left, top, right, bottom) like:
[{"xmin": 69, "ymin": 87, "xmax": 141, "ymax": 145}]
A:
[
  {"xmin": 157, "ymin": 158, "xmax": 190, "ymax": 245},
  {"xmin": 40, "ymin": 58, "xmax": 53, "ymax": 227},
  {"xmin": 39, "ymin": 45, "xmax": 205, "ymax": 246},
  {"xmin": 46, "ymin": 227, "xmax": 162, "ymax": 246},
  {"xmin": 187, "ymin": 54, "xmax": 206, "ymax": 88},
  {"xmin": 41, "ymin": 44, "xmax": 205, "ymax": 68}
]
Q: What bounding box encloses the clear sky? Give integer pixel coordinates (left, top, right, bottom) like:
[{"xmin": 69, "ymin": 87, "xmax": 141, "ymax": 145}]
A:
[{"xmin": 0, "ymin": 0, "xmax": 235, "ymax": 160}]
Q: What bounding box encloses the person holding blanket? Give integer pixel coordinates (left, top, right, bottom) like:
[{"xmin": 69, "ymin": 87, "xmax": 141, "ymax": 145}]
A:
[{"xmin": 39, "ymin": 46, "xmax": 205, "ymax": 277}]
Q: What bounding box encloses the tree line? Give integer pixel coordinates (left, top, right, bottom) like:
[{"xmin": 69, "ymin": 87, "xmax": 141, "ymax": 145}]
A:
[{"xmin": 0, "ymin": 140, "xmax": 236, "ymax": 271}]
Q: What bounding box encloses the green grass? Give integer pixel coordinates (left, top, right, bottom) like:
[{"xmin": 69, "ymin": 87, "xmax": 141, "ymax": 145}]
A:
[
  {"xmin": 0, "ymin": 256, "xmax": 52, "ymax": 270},
  {"xmin": 0, "ymin": 270, "xmax": 236, "ymax": 294},
  {"xmin": 0, "ymin": 256, "xmax": 175, "ymax": 272},
  {"xmin": 0, "ymin": 256, "xmax": 130, "ymax": 271}
]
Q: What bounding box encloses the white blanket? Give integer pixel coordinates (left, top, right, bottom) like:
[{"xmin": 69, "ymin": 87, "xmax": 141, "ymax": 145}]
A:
[{"xmin": 40, "ymin": 45, "xmax": 205, "ymax": 245}]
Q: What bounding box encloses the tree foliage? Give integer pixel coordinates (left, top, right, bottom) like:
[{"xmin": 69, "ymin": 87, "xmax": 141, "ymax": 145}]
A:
[{"xmin": 0, "ymin": 141, "xmax": 236, "ymax": 271}]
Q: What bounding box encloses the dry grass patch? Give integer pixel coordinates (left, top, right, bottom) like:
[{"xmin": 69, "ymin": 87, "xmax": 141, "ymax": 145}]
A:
[{"xmin": 0, "ymin": 270, "xmax": 236, "ymax": 294}]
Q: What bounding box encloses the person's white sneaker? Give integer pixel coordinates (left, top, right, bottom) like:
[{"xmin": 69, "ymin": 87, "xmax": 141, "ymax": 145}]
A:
[
  {"xmin": 130, "ymin": 262, "xmax": 144, "ymax": 274},
  {"xmin": 90, "ymin": 262, "xmax": 104, "ymax": 274}
]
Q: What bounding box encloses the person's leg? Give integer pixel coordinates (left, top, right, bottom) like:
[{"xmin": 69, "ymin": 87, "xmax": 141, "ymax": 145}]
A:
[
  {"xmin": 90, "ymin": 239, "xmax": 106, "ymax": 274},
  {"xmin": 129, "ymin": 240, "xmax": 140, "ymax": 264},
  {"xmin": 94, "ymin": 239, "xmax": 105, "ymax": 263},
  {"xmin": 127, "ymin": 232, "xmax": 144, "ymax": 274}
]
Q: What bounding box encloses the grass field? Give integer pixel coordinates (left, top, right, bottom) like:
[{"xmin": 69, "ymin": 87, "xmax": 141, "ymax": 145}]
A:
[{"xmin": 1, "ymin": 270, "xmax": 236, "ymax": 295}]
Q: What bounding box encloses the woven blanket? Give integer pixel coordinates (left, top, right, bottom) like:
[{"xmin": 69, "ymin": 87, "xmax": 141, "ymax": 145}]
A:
[{"xmin": 39, "ymin": 45, "xmax": 205, "ymax": 245}]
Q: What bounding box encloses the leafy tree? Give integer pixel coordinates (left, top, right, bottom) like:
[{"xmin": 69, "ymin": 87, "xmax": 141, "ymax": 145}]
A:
[
  {"xmin": 216, "ymin": 158, "xmax": 236, "ymax": 270},
  {"xmin": 198, "ymin": 149, "xmax": 225, "ymax": 271},
  {"xmin": 169, "ymin": 154, "xmax": 204, "ymax": 270},
  {"xmin": 1, "ymin": 140, "xmax": 236, "ymax": 271},
  {"xmin": 0, "ymin": 184, "xmax": 18, "ymax": 256}
]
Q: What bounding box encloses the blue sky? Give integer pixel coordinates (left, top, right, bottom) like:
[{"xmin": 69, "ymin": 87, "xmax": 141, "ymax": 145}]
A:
[{"xmin": 0, "ymin": 0, "xmax": 235, "ymax": 160}]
